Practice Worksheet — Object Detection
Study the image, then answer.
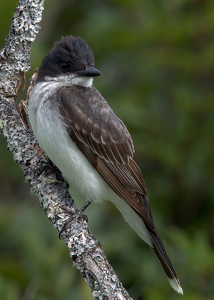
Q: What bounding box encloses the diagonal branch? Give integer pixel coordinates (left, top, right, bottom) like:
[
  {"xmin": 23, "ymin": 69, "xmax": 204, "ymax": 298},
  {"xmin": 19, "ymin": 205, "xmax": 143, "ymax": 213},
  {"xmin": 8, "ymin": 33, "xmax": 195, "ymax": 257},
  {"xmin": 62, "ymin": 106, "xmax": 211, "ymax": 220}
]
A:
[{"xmin": 0, "ymin": 1, "xmax": 133, "ymax": 299}]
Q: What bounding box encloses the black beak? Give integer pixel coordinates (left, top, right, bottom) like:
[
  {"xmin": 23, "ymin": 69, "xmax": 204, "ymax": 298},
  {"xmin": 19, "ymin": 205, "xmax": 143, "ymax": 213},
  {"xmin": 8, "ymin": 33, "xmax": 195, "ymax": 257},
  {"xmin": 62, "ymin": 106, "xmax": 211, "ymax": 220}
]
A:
[{"xmin": 75, "ymin": 67, "xmax": 102, "ymax": 77}]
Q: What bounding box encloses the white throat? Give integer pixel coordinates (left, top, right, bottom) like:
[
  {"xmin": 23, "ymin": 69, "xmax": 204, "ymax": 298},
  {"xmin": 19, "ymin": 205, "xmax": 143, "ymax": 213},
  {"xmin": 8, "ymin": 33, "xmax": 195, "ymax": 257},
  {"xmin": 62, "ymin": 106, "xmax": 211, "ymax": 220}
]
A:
[
  {"xmin": 44, "ymin": 74, "xmax": 93, "ymax": 88},
  {"xmin": 71, "ymin": 76, "xmax": 93, "ymax": 87}
]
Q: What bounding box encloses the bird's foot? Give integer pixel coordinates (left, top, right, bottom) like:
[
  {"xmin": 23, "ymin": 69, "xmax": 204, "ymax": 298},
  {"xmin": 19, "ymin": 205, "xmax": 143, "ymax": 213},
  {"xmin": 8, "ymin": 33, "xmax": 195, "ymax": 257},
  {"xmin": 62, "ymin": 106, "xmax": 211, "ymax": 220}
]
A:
[{"xmin": 58, "ymin": 199, "xmax": 93, "ymax": 239}]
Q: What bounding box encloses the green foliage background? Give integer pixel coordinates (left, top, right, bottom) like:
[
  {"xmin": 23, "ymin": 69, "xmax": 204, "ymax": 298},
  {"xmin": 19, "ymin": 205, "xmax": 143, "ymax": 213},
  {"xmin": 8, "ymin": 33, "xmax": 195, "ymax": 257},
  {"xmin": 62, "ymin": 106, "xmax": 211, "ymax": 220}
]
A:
[{"xmin": 0, "ymin": 0, "xmax": 214, "ymax": 299}]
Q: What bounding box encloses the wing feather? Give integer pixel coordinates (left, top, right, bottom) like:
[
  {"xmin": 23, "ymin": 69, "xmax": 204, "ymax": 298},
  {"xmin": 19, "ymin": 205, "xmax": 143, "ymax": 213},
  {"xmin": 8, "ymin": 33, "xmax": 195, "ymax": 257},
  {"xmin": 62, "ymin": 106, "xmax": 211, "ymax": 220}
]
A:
[
  {"xmin": 58, "ymin": 85, "xmax": 157, "ymax": 231},
  {"xmin": 57, "ymin": 85, "xmax": 182, "ymax": 292}
]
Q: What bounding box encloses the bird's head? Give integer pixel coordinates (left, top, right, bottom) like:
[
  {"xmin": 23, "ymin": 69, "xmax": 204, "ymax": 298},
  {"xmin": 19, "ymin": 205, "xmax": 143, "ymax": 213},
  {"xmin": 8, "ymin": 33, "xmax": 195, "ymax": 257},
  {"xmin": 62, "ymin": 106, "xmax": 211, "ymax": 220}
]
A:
[{"xmin": 36, "ymin": 35, "xmax": 101, "ymax": 87}]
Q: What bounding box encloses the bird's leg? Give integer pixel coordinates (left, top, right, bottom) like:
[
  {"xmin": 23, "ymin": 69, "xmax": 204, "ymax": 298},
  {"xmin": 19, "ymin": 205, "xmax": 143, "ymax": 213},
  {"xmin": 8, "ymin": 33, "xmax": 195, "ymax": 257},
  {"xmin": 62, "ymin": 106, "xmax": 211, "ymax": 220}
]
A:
[
  {"xmin": 79, "ymin": 199, "xmax": 93, "ymax": 214},
  {"xmin": 59, "ymin": 199, "xmax": 93, "ymax": 239}
]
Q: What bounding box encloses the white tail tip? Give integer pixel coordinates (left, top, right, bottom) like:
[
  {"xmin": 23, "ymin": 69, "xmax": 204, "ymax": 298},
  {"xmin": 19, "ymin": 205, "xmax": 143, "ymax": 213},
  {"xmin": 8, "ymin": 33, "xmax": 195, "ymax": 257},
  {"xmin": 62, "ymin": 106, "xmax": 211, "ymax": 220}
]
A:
[{"xmin": 169, "ymin": 278, "xmax": 183, "ymax": 295}]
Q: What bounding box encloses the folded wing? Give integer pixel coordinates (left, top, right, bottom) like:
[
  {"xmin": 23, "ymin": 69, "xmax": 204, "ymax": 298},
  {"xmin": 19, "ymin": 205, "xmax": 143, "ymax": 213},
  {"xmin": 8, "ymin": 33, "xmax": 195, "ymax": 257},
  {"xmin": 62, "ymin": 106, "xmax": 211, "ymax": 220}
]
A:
[{"xmin": 57, "ymin": 85, "xmax": 183, "ymax": 294}]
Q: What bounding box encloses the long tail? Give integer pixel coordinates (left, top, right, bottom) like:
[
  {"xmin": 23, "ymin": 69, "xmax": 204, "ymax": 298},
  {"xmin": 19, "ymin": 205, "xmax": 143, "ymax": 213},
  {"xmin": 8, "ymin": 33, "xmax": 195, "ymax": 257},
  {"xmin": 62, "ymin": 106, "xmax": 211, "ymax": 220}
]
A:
[
  {"xmin": 110, "ymin": 195, "xmax": 183, "ymax": 294},
  {"xmin": 147, "ymin": 226, "xmax": 183, "ymax": 294}
]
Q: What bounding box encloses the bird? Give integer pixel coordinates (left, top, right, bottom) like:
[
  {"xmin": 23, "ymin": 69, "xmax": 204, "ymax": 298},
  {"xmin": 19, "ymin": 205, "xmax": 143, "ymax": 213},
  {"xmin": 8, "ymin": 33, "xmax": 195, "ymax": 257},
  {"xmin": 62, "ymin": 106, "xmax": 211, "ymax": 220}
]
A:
[{"xmin": 28, "ymin": 35, "xmax": 183, "ymax": 294}]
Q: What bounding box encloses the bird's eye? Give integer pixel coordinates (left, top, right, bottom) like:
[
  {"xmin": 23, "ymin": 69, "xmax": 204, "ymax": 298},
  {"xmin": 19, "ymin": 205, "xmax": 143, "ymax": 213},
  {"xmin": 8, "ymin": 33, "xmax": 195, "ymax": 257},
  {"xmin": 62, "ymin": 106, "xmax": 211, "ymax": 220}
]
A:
[{"xmin": 60, "ymin": 62, "xmax": 69, "ymax": 72}]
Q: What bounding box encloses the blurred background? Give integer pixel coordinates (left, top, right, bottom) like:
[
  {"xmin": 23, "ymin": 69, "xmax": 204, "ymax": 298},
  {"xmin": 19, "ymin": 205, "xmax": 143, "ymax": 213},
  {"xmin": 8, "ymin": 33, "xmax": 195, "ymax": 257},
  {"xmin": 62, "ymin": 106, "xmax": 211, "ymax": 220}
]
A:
[{"xmin": 0, "ymin": 0, "xmax": 214, "ymax": 299}]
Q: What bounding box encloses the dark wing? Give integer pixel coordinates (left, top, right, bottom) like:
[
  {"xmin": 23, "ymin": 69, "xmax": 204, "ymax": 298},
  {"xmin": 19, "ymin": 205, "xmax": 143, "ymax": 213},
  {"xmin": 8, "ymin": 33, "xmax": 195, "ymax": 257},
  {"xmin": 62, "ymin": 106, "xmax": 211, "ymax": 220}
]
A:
[
  {"xmin": 57, "ymin": 85, "xmax": 181, "ymax": 288},
  {"xmin": 57, "ymin": 85, "xmax": 155, "ymax": 232}
]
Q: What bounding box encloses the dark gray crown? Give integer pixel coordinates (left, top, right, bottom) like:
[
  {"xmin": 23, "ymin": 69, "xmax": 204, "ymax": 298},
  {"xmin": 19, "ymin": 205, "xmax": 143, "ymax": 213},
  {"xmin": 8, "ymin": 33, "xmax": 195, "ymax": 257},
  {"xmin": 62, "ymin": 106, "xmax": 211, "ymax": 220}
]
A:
[{"xmin": 36, "ymin": 35, "xmax": 95, "ymax": 83}]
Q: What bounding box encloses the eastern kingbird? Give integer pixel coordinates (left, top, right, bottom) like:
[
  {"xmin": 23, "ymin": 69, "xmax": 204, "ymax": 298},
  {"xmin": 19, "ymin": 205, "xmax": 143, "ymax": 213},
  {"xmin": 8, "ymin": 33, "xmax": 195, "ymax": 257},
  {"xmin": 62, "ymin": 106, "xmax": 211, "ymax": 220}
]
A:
[{"xmin": 28, "ymin": 35, "xmax": 183, "ymax": 294}]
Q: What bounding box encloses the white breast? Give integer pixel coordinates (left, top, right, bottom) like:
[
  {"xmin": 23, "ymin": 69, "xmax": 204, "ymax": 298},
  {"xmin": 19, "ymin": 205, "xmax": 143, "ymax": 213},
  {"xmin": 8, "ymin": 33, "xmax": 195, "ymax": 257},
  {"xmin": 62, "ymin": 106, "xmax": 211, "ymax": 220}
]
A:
[
  {"xmin": 28, "ymin": 81, "xmax": 109, "ymax": 201},
  {"xmin": 28, "ymin": 81, "xmax": 152, "ymax": 246}
]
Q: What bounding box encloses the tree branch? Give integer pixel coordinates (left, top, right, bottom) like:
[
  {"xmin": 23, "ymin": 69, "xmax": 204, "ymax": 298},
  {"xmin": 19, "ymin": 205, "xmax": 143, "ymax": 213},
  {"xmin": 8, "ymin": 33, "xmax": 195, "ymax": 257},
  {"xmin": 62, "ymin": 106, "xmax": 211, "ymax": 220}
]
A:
[{"xmin": 0, "ymin": 1, "xmax": 133, "ymax": 299}]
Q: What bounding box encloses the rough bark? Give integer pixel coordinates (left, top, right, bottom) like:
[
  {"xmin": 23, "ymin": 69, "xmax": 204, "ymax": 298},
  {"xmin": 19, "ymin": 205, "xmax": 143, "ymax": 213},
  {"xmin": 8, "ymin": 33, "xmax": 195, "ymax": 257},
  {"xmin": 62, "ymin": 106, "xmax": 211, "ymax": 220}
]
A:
[{"xmin": 0, "ymin": 1, "xmax": 133, "ymax": 299}]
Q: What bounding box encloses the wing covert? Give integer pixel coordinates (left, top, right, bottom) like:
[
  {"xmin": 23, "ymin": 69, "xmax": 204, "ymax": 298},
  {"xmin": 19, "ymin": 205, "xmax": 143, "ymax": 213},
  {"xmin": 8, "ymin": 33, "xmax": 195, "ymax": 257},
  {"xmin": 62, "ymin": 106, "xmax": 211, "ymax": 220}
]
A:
[{"xmin": 57, "ymin": 85, "xmax": 156, "ymax": 232}]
